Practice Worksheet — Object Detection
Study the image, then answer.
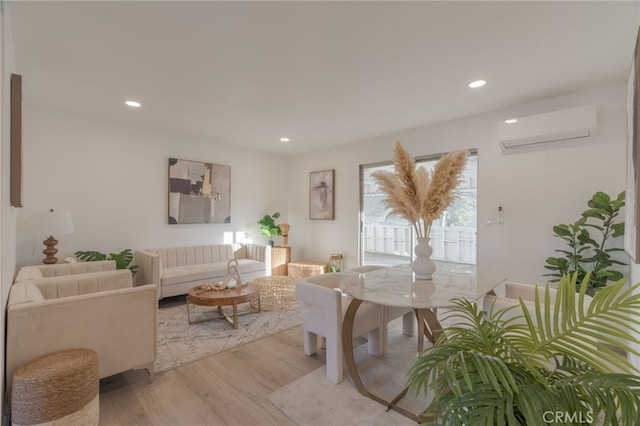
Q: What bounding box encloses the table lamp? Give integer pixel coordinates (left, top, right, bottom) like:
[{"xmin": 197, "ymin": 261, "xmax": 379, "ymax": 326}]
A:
[{"xmin": 34, "ymin": 209, "xmax": 75, "ymax": 264}]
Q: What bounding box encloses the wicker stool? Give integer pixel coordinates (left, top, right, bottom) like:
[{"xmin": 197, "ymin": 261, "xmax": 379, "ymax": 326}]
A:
[
  {"xmin": 11, "ymin": 349, "xmax": 99, "ymax": 426},
  {"xmin": 250, "ymin": 276, "xmax": 299, "ymax": 311}
]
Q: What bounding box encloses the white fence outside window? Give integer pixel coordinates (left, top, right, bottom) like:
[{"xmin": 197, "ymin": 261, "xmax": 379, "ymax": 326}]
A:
[{"xmin": 363, "ymin": 224, "xmax": 477, "ymax": 264}]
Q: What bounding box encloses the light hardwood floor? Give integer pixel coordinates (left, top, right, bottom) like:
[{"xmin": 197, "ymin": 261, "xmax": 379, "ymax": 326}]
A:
[{"xmin": 99, "ymin": 325, "xmax": 324, "ymax": 426}]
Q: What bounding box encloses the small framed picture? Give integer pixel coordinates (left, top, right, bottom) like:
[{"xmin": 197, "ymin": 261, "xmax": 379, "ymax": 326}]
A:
[{"xmin": 309, "ymin": 169, "xmax": 334, "ymax": 220}]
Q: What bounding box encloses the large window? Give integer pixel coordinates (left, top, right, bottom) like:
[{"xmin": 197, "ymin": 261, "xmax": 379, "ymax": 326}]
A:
[{"xmin": 359, "ymin": 152, "xmax": 478, "ymax": 266}]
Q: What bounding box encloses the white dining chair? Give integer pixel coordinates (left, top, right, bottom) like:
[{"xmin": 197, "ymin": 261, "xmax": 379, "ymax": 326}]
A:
[
  {"xmin": 483, "ymin": 281, "xmax": 593, "ymax": 325},
  {"xmin": 295, "ymin": 273, "xmax": 385, "ymax": 384},
  {"xmin": 348, "ymin": 265, "xmax": 415, "ymax": 350}
]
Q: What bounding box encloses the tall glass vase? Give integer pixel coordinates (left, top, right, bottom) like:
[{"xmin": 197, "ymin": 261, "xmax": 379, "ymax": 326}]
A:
[{"xmin": 412, "ymin": 237, "xmax": 436, "ymax": 280}]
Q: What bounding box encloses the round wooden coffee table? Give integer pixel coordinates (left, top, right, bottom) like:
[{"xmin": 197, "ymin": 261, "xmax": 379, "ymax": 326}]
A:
[{"xmin": 186, "ymin": 283, "xmax": 260, "ymax": 329}]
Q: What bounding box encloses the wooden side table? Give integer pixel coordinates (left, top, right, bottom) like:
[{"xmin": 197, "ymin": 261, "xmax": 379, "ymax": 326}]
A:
[
  {"xmin": 271, "ymin": 246, "xmax": 291, "ymax": 276},
  {"xmin": 287, "ymin": 260, "xmax": 329, "ymax": 280}
]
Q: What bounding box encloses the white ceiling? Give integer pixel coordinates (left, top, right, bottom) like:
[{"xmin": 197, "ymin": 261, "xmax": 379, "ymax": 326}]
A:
[{"xmin": 9, "ymin": 1, "xmax": 640, "ymax": 155}]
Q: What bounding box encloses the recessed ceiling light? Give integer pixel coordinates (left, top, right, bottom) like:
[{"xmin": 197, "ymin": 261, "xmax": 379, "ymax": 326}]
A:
[
  {"xmin": 505, "ymin": 118, "xmax": 518, "ymax": 124},
  {"xmin": 125, "ymin": 101, "xmax": 141, "ymax": 107},
  {"xmin": 280, "ymin": 137, "xmax": 290, "ymax": 143},
  {"xmin": 468, "ymin": 80, "xmax": 486, "ymax": 89}
]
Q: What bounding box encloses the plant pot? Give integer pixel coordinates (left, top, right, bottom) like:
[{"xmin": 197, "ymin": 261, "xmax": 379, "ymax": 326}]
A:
[
  {"xmin": 268, "ymin": 240, "xmax": 275, "ymax": 247},
  {"xmin": 412, "ymin": 237, "xmax": 436, "ymax": 280}
]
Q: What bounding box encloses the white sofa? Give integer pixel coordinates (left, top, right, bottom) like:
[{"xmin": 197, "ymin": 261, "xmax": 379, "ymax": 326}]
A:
[
  {"xmin": 7, "ymin": 261, "xmax": 157, "ymax": 395},
  {"xmin": 134, "ymin": 243, "xmax": 271, "ymax": 299}
]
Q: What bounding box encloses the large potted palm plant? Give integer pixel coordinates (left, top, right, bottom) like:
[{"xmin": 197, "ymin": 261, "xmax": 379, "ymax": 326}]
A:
[{"xmin": 407, "ymin": 273, "xmax": 640, "ymax": 425}]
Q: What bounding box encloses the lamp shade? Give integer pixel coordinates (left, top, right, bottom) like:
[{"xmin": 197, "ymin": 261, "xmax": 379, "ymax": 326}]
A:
[{"xmin": 34, "ymin": 210, "xmax": 75, "ymax": 237}]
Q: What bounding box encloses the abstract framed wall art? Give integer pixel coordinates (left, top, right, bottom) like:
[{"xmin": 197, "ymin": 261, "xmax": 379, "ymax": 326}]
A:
[
  {"xmin": 309, "ymin": 169, "xmax": 335, "ymax": 220},
  {"xmin": 168, "ymin": 158, "xmax": 231, "ymax": 224}
]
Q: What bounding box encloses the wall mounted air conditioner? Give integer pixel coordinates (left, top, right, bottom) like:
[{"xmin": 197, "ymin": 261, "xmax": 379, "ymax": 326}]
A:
[{"xmin": 498, "ymin": 105, "xmax": 597, "ymax": 153}]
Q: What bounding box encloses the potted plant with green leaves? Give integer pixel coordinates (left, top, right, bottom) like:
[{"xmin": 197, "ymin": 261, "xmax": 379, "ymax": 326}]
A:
[
  {"xmin": 74, "ymin": 248, "xmax": 138, "ymax": 275},
  {"xmin": 544, "ymin": 191, "xmax": 626, "ymax": 295},
  {"xmin": 257, "ymin": 212, "xmax": 281, "ymax": 247},
  {"xmin": 406, "ymin": 273, "xmax": 640, "ymax": 425}
]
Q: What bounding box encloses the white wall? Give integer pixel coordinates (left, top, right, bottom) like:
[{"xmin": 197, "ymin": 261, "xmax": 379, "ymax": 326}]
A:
[
  {"xmin": 288, "ymin": 82, "xmax": 629, "ymax": 285},
  {"xmin": 7, "ymin": 64, "xmax": 637, "ymax": 383},
  {"xmin": 14, "ymin": 82, "xmax": 630, "ymax": 302},
  {"xmin": 1, "ymin": 0, "xmax": 17, "ymax": 415},
  {"xmin": 15, "ymin": 106, "xmax": 291, "ymax": 266}
]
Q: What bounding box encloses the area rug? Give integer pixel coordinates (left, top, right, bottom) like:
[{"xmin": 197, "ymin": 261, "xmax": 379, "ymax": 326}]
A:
[
  {"xmin": 266, "ymin": 323, "xmax": 432, "ymax": 426},
  {"xmin": 155, "ymin": 297, "xmax": 302, "ymax": 373}
]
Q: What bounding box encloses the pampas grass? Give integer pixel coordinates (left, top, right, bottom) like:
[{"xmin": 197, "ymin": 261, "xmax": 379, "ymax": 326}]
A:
[{"xmin": 372, "ymin": 142, "xmax": 468, "ymax": 238}]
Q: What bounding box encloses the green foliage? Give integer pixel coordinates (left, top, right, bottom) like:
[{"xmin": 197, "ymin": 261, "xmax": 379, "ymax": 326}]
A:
[
  {"xmin": 74, "ymin": 249, "xmax": 138, "ymax": 276},
  {"xmin": 406, "ymin": 274, "xmax": 640, "ymax": 425},
  {"xmin": 443, "ymin": 192, "xmax": 477, "ymax": 227},
  {"xmin": 544, "ymin": 191, "xmax": 626, "ymax": 295},
  {"xmin": 257, "ymin": 212, "xmax": 281, "ymax": 239}
]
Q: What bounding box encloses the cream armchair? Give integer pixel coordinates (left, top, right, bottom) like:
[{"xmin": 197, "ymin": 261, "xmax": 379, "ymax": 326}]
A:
[
  {"xmin": 7, "ymin": 267, "xmax": 157, "ymax": 395},
  {"xmin": 295, "ymin": 273, "xmax": 385, "ymax": 384},
  {"xmin": 14, "ymin": 259, "xmax": 119, "ymax": 281}
]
